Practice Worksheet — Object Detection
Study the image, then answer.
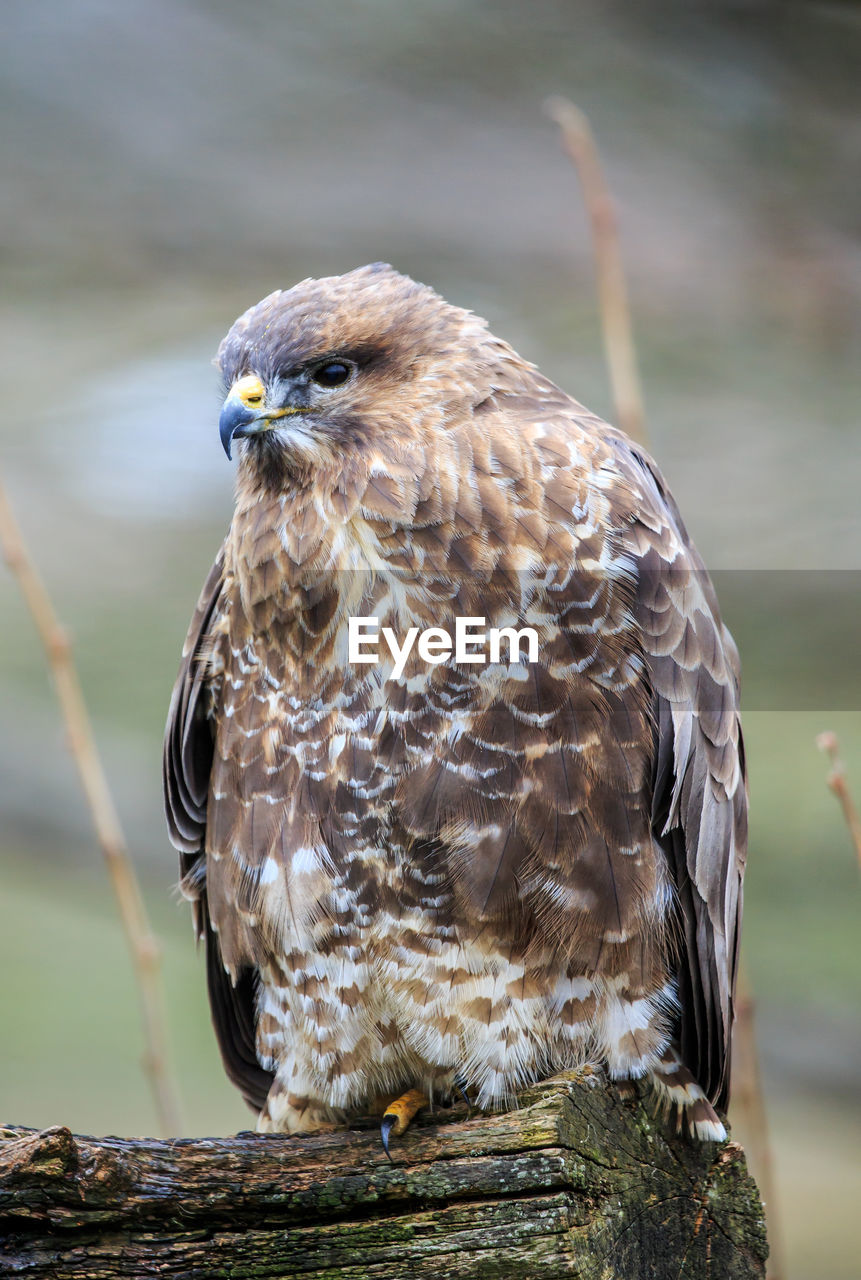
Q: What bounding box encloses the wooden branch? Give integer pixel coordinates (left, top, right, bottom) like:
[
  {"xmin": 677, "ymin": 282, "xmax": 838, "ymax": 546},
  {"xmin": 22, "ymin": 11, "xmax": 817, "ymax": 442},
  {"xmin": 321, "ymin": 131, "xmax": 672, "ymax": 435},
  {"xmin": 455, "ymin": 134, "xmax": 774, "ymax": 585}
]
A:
[
  {"xmin": 0, "ymin": 1076, "xmax": 768, "ymax": 1278},
  {"xmin": 545, "ymin": 96, "xmax": 647, "ymax": 447},
  {"xmin": 0, "ymin": 476, "xmax": 182, "ymax": 1135},
  {"xmin": 816, "ymin": 730, "xmax": 861, "ymax": 872}
]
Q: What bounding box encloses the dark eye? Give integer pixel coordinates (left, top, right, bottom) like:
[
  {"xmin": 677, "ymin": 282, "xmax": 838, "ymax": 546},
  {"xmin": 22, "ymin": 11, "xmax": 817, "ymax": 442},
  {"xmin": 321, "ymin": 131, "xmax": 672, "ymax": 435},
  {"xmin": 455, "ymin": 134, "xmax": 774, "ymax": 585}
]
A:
[{"xmin": 312, "ymin": 360, "xmax": 353, "ymax": 388}]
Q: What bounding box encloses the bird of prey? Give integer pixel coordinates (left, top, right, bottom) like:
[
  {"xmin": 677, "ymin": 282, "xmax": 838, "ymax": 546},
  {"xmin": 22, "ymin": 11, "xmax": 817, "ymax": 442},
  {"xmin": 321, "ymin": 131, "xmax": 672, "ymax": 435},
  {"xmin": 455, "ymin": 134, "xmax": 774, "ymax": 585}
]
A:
[{"xmin": 164, "ymin": 264, "xmax": 746, "ymax": 1150}]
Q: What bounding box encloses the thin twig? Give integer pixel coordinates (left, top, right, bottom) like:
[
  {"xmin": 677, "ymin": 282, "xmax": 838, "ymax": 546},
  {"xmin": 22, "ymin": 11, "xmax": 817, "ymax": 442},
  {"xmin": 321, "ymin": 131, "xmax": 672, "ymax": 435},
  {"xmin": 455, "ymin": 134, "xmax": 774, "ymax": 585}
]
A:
[
  {"xmin": 733, "ymin": 970, "xmax": 785, "ymax": 1280},
  {"xmin": 545, "ymin": 96, "xmax": 647, "ymax": 446},
  {"xmin": 816, "ymin": 731, "xmax": 861, "ymax": 871},
  {"xmin": 0, "ymin": 476, "xmax": 182, "ymax": 1134}
]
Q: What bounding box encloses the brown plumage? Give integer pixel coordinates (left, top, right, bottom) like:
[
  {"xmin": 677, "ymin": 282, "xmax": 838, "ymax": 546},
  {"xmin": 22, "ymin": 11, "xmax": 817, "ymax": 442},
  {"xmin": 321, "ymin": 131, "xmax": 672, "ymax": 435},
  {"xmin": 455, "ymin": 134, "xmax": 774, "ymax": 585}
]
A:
[{"xmin": 164, "ymin": 264, "xmax": 746, "ymax": 1141}]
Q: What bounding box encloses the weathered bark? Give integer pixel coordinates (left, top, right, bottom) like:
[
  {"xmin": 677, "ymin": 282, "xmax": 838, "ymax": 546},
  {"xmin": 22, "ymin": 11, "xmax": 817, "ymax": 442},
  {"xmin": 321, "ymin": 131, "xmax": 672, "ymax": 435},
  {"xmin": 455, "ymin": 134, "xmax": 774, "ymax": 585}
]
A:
[{"xmin": 0, "ymin": 1073, "xmax": 767, "ymax": 1279}]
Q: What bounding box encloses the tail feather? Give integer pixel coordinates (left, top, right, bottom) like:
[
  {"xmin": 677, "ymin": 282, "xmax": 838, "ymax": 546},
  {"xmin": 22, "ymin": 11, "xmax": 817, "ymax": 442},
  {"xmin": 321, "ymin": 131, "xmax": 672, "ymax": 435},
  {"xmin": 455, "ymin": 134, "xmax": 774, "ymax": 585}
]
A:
[{"xmin": 648, "ymin": 1043, "xmax": 727, "ymax": 1143}]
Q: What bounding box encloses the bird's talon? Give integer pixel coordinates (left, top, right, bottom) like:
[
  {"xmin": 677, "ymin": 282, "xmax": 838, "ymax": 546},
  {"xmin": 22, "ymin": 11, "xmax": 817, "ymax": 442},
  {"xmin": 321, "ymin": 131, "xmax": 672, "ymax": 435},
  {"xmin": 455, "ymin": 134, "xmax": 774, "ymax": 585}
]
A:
[
  {"xmin": 453, "ymin": 1075, "xmax": 472, "ymax": 1112},
  {"xmin": 380, "ymin": 1113, "xmax": 397, "ymax": 1162}
]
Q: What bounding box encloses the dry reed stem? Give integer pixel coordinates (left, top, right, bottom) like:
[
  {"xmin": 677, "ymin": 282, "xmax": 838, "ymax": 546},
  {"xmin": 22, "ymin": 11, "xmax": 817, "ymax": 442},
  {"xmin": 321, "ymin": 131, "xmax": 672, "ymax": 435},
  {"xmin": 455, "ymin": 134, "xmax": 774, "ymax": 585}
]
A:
[
  {"xmin": 734, "ymin": 970, "xmax": 784, "ymax": 1280},
  {"xmin": 816, "ymin": 731, "xmax": 861, "ymax": 871},
  {"xmin": 0, "ymin": 476, "xmax": 182, "ymax": 1135},
  {"xmin": 545, "ymin": 96, "xmax": 647, "ymax": 446}
]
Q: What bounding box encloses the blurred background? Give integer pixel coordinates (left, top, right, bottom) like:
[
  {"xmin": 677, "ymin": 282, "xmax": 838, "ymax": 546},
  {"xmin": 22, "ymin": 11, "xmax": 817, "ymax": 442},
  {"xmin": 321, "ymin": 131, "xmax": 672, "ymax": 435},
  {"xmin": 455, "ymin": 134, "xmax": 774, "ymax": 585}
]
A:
[{"xmin": 1, "ymin": 3, "xmax": 859, "ymax": 1276}]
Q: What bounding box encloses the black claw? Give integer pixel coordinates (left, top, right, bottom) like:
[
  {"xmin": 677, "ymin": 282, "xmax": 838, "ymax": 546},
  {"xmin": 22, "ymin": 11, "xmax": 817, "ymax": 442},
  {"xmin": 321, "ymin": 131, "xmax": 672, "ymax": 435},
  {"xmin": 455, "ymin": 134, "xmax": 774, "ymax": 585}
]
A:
[
  {"xmin": 380, "ymin": 1114, "xmax": 397, "ymax": 1162},
  {"xmin": 454, "ymin": 1077, "xmax": 472, "ymax": 1112}
]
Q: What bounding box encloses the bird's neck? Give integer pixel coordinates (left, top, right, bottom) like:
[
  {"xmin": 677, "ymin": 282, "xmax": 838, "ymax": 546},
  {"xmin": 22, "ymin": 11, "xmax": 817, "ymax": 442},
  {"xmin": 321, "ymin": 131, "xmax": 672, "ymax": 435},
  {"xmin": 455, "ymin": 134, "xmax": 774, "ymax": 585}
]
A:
[{"xmin": 224, "ymin": 455, "xmax": 412, "ymax": 637}]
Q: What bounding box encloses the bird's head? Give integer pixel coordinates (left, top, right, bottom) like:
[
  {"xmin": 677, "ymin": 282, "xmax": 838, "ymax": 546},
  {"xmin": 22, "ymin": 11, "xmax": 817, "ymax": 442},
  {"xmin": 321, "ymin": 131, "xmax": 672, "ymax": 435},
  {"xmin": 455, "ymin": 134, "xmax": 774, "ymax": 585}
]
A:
[{"xmin": 216, "ymin": 263, "xmax": 502, "ymax": 488}]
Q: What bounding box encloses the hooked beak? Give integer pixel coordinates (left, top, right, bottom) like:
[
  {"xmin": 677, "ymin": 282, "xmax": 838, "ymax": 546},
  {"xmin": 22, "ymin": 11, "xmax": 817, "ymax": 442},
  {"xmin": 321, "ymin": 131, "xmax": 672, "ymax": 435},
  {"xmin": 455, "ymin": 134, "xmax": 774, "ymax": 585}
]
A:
[
  {"xmin": 219, "ymin": 374, "xmax": 270, "ymax": 460},
  {"xmin": 220, "ymin": 399, "xmax": 270, "ymax": 459}
]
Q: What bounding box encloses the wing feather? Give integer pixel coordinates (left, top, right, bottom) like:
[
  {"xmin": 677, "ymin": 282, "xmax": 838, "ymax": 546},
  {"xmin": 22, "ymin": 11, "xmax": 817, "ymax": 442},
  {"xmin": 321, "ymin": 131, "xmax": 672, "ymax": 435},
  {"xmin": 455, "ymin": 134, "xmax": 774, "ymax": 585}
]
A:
[
  {"xmin": 163, "ymin": 552, "xmax": 224, "ymax": 866},
  {"xmin": 614, "ymin": 437, "xmax": 747, "ymax": 1109},
  {"xmin": 162, "ymin": 549, "xmax": 275, "ymax": 1112}
]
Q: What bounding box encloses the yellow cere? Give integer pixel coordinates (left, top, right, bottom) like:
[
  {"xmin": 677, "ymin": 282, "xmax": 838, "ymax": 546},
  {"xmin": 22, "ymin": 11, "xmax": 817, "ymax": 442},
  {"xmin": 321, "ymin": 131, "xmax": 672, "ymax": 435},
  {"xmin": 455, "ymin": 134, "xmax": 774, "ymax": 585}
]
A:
[{"xmin": 232, "ymin": 374, "xmax": 266, "ymax": 409}]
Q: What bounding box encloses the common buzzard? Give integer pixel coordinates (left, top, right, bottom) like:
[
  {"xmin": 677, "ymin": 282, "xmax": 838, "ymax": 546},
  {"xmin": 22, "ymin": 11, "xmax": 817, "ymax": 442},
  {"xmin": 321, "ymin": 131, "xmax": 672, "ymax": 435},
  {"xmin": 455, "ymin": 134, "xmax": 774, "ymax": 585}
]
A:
[{"xmin": 164, "ymin": 265, "xmax": 746, "ymax": 1149}]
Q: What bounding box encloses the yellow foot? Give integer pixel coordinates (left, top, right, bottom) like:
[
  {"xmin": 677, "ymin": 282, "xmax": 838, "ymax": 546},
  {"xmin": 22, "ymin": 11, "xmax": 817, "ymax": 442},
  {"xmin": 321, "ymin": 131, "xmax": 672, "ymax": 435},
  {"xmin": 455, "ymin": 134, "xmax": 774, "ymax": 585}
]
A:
[{"xmin": 380, "ymin": 1088, "xmax": 428, "ymax": 1160}]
